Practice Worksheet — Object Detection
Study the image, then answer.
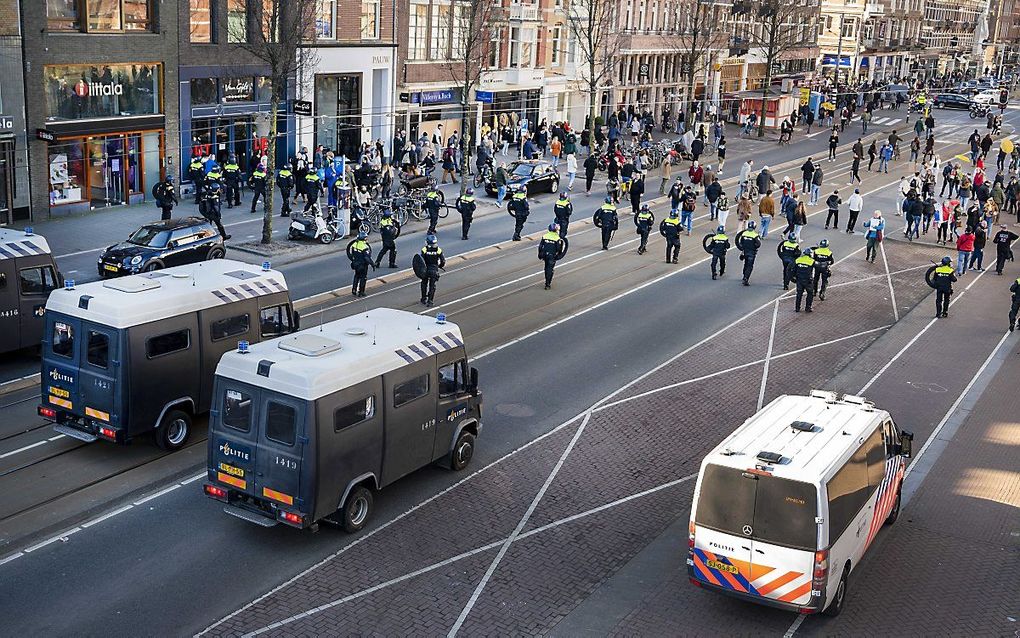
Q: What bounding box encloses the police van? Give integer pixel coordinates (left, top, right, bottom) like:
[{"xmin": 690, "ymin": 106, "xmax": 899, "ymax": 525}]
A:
[
  {"xmin": 688, "ymin": 391, "xmax": 913, "ymax": 617},
  {"xmin": 0, "ymin": 229, "xmax": 62, "ymax": 355},
  {"xmin": 203, "ymin": 308, "xmax": 482, "ymax": 532},
  {"xmin": 38, "ymin": 260, "xmax": 296, "ymax": 451}
]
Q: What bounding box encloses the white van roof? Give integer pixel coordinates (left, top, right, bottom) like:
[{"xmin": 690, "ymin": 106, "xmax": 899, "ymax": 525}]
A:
[
  {"xmin": 0, "ymin": 229, "xmax": 51, "ymax": 259},
  {"xmin": 214, "ymin": 308, "xmax": 465, "ymax": 401},
  {"xmin": 702, "ymin": 392, "xmax": 887, "ymax": 484},
  {"xmin": 45, "ymin": 260, "xmax": 289, "ymax": 329}
]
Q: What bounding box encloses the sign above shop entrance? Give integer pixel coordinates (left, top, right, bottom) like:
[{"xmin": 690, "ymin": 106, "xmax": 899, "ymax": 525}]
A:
[
  {"xmin": 291, "ymin": 100, "xmax": 312, "ymax": 116},
  {"xmin": 0, "ymin": 116, "xmax": 13, "ymax": 131},
  {"xmin": 475, "ymin": 90, "xmax": 494, "ymax": 104},
  {"xmin": 222, "ymin": 78, "xmax": 255, "ymax": 103}
]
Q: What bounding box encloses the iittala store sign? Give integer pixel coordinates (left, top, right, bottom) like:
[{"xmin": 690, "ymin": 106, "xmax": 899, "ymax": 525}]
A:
[{"xmin": 44, "ymin": 63, "xmax": 162, "ymax": 122}]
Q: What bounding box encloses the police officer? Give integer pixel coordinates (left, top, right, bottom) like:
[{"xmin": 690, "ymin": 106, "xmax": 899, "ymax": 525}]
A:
[
  {"xmin": 553, "ymin": 191, "xmax": 573, "ymax": 237},
  {"xmin": 811, "ymin": 238, "xmax": 835, "ymax": 300},
  {"xmin": 249, "ymin": 164, "xmax": 268, "ymax": 214},
  {"xmin": 425, "ymin": 187, "xmax": 444, "ymax": 235},
  {"xmin": 928, "ymin": 256, "xmax": 957, "ymax": 318},
  {"xmin": 794, "ymin": 248, "xmax": 816, "ymax": 312},
  {"xmin": 222, "ymin": 155, "xmax": 242, "ymax": 208},
  {"xmin": 777, "ymin": 232, "xmax": 802, "ymax": 290},
  {"xmin": 420, "ymin": 234, "xmax": 445, "ymax": 307},
  {"xmin": 277, "ymin": 165, "xmax": 295, "ymax": 217},
  {"xmin": 456, "ymin": 188, "xmax": 476, "ymax": 240},
  {"xmin": 735, "ymin": 220, "xmax": 761, "ymax": 286},
  {"xmin": 509, "ymin": 189, "xmax": 530, "ymax": 240},
  {"xmin": 660, "ymin": 210, "xmax": 683, "ymax": 264},
  {"xmin": 303, "ymin": 169, "xmax": 325, "ymax": 213},
  {"xmin": 188, "ymin": 155, "xmax": 205, "ymax": 204},
  {"xmin": 706, "ymin": 225, "xmax": 730, "ymax": 280},
  {"xmin": 348, "ymin": 230, "xmax": 374, "ymax": 297},
  {"xmin": 634, "ymin": 204, "xmax": 655, "ymax": 254},
  {"xmin": 375, "ymin": 210, "xmax": 400, "ymax": 268},
  {"xmin": 1009, "ymin": 276, "xmax": 1020, "ymax": 330},
  {"xmin": 993, "ymin": 224, "xmax": 1018, "ymax": 275},
  {"xmin": 153, "ymin": 174, "xmax": 178, "ymax": 221},
  {"xmin": 201, "ymin": 168, "xmax": 230, "ymax": 240},
  {"xmin": 594, "ymin": 196, "xmax": 619, "ymax": 250},
  {"xmin": 538, "ymin": 223, "xmax": 567, "ymax": 289}
]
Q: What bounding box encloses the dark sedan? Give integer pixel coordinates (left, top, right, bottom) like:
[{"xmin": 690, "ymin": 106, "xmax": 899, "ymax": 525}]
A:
[
  {"xmin": 484, "ymin": 160, "xmax": 560, "ymax": 198},
  {"xmin": 98, "ymin": 217, "xmax": 225, "ymax": 278},
  {"xmin": 932, "ymin": 93, "xmax": 973, "ymax": 109}
]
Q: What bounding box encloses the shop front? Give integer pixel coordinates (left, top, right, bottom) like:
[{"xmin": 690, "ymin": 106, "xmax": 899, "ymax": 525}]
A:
[
  {"xmin": 479, "ymin": 89, "xmax": 541, "ymax": 140},
  {"xmin": 43, "ymin": 62, "xmax": 165, "ymax": 216},
  {"xmin": 397, "ymin": 88, "xmax": 464, "ymax": 149}
]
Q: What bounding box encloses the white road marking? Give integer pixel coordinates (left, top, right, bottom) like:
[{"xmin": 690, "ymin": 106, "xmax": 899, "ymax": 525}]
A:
[
  {"xmin": 132, "ymin": 483, "xmax": 181, "ymax": 506},
  {"xmin": 758, "ymin": 300, "xmax": 781, "ymax": 410},
  {"xmin": 880, "ymin": 242, "xmax": 900, "ymax": 321},
  {"xmin": 80, "ymin": 504, "xmax": 134, "ymax": 529},
  {"xmin": 180, "ymin": 472, "xmax": 205, "ymax": 485},
  {"xmin": 47, "ymin": 435, "xmax": 65, "ymax": 442},
  {"xmin": 0, "ymin": 439, "xmax": 48, "ymax": 459},
  {"xmin": 783, "ymin": 615, "xmax": 806, "ymax": 638},
  {"xmin": 0, "ymin": 552, "xmax": 24, "ymax": 566},
  {"xmin": 22, "ymin": 527, "xmax": 81, "ymax": 553}
]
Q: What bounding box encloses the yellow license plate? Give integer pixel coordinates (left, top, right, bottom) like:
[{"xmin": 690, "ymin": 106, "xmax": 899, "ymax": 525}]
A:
[
  {"xmin": 218, "ymin": 462, "xmax": 244, "ymax": 479},
  {"xmin": 103, "ymin": 264, "xmax": 119, "ymax": 272},
  {"xmin": 706, "ymin": 559, "xmax": 739, "ymax": 574}
]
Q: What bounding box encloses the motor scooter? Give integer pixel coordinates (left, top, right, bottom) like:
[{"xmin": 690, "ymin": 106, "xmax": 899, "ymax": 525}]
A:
[{"xmin": 288, "ymin": 204, "xmax": 341, "ymax": 244}]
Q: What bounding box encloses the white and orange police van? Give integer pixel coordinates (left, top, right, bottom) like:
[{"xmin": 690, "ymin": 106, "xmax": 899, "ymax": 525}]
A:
[{"xmin": 688, "ymin": 391, "xmax": 913, "ymax": 617}]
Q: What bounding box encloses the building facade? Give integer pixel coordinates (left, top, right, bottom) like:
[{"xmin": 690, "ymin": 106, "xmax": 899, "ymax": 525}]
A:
[
  {"xmin": 0, "ymin": 0, "xmax": 30, "ymax": 222},
  {"xmin": 25, "ymin": 0, "xmax": 179, "ymax": 218},
  {"xmin": 920, "ymin": 0, "xmax": 987, "ymax": 76},
  {"xmin": 817, "ymin": 0, "xmax": 867, "ymax": 80},
  {"xmin": 859, "ymin": 0, "xmax": 925, "ymax": 81}
]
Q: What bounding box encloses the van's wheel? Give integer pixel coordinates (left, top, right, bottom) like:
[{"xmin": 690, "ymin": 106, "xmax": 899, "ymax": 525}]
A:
[
  {"xmin": 449, "ymin": 431, "xmax": 475, "ymax": 471},
  {"xmin": 155, "ymin": 409, "xmax": 191, "ymax": 451},
  {"xmin": 823, "ymin": 567, "xmax": 849, "ymax": 617},
  {"xmin": 341, "ymin": 486, "xmax": 373, "ymax": 533},
  {"xmin": 207, "ymin": 246, "xmax": 226, "ymax": 260},
  {"xmin": 885, "ymin": 488, "xmax": 902, "ymax": 525},
  {"xmin": 142, "ymin": 260, "xmax": 164, "ymax": 272}
]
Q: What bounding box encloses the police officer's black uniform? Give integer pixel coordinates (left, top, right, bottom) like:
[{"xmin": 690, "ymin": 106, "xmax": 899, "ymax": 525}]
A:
[
  {"xmin": 375, "ymin": 214, "xmax": 400, "ymax": 268},
  {"xmin": 794, "ymin": 253, "xmax": 816, "ymax": 312},
  {"xmin": 553, "ymin": 196, "xmax": 573, "ymax": 237},
  {"xmin": 706, "ymin": 229, "xmax": 730, "ymax": 279},
  {"xmin": 249, "ymin": 167, "xmax": 268, "ymax": 213},
  {"xmin": 509, "ymin": 191, "xmax": 530, "ymax": 240},
  {"xmin": 735, "ymin": 227, "xmax": 761, "ymax": 285},
  {"xmin": 189, "ymin": 157, "xmax": 205, "ymax": 204},
  {"xmin": 538, "ymin": 228, "xmax": 567, "ymax": 289},
  {"xmin": 594, "ymin": 201, "xmax": 619, "ymax": 249},
  {"xmin": 456, "ymin": 192, "xmax": 476, "ymax": 240},
  {"xmin": 1009, "ymin": 277, "xmax": 1020, "ymax": 330},
  {"xmin": 277, "ymin": 168, "xmax": 295, "ymax": 216},
  {"xmin": 348, "ymin": 237, "xmax": 374, "ymax": 297},
  {"xmin": 425, "ymin": 189, "xmax": 443, "ymax": 235},
  {"xmin": 778, "ymin": 236, "xmax": 801, "ymax": 290},
  {"xmin": 153, "ymin": 177, "xmax": 178, "ymax": 221},
  {"xmin": 993, "ymin": 227, "xmax": 1019, "ymax": 274},
  {"xmin": 634, "ymin": 207, "xmax": 655, "ymax": 254},
  {"xmin": 928, "ymin": 260, "xmax": 957, "ymax": 317},
  {"xmin": 222, "ymin": 160, "xmax": 242, "ymax": 208},
  {"xmin": 660, "ymin": 213, "xmax": 682, "ymax": 263},
  {"xmin": 303, "ymin": 172, "xmax": 324, "ymax": 213},
  {"xmin": 420, "ymin": 242, "xmax": 446, "ymax": 306},
  {"xmin": 201, "ymin": 171, "xmax": 230, "ymax": 239},
  {"xmin": 812, "ymin": 243, "xmax": 835, "ymax": 300}
]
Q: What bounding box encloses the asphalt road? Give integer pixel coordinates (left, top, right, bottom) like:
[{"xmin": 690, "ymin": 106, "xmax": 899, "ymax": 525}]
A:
[{"xmin": 0, "ymin": 106, "xmax": 1015, "ymax": 636}]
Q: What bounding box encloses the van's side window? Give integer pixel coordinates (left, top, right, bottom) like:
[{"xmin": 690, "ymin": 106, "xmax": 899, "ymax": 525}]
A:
[
  {"xmin": 334, "ymin": 396, "xmax": 375, "ymax": 431},
  {"xmin": 52, "ymin": 322, "xmax": 74, "ymax": 358},
  {"xmin": 439, "ymin": 360, "xmax": 466, "ymax": 396},
  {"xmin": 210, "ymin": 314, "xmax": 250, "ymax": 341},
  {"xmin": 87, "ymin": 331, "xmax": 109, "ymax": 368},
  {"xmin": 0, "ymin": 273, "xmax": 7, "ymax": 288},
  {"xmin": 393, "ymin": 374, "xmax": 429, "ymax": 407},
  {"xmin": 266, "ymin": 401, "xmax": 296, "ymax": 445},
  {"xmin": 826, "ymin": 449, "xmax": 871, "ymax": 539},
  {"xmin": 864, "ymin": 429, "xmax": 886, "ymax": 488},
  {"xmin": 146, "ymin": 329, "xmax": 191, "ymax": 358},
  {"xmin": 883, "ymin": 420, "xmax": 898, "ymax": 458},
  {"xmin": 20, "ymin": 266, "xmax": 58, "ymax": 296},
  {"xmin": 223, "ymin": 389, "xmax": 252, "ymax": 432},
  {"xmin": 260, "ymin": 305, "xmax": 292, "ymax": 338}
]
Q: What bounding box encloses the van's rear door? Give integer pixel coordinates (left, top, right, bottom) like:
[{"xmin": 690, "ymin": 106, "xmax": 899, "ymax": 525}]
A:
[
  {"xmin": 747, "ymin": 476, "xmax": 818, "ymax": 607},
  {"xmin": 41, "ymin": 313, "xmax": 82, "ymax": 417},
  {"xmin": 254, "ymin": 394, "xmax": 305, "ymax": 513},
  {"xmin": 209, "ymin": 381, "xmax": 259, "ymax": 497},
  {"xmin": 691, "ymin": 464, "xmax": 758, "ymax": 593},
  {"xmin": 78, "ymin": 322, "xmax": 119, "ymax": 431}
]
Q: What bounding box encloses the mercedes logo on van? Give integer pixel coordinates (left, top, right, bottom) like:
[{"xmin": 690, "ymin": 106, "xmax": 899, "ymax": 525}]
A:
[{"xmin": 742, "ymin": 525, "xmax": 753, "ymax": 536}]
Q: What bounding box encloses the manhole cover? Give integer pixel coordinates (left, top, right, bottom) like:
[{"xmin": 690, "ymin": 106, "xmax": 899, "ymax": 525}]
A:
[{"xmin": 495, "ymin": 403, "xmax": 536, "ymax": 418}]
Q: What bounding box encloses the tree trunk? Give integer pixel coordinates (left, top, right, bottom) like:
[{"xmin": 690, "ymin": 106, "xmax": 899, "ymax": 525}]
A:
[
  {"xmin": 757, "ymin": 72, "xmax": 770, "ymax": 138},
  {"xmin": 460, "ymin": 96, "xmax": 471, "ymax": 197},
  {"xmin": 589, "ymin": 61, "xmax": 598, "ymax": 129},
  {"xmin": 262, "ymin": 95, "xmax": 279, "ymax": 244}
]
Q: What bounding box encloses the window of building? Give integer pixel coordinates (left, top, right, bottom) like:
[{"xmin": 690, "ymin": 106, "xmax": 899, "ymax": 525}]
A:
[
  {"xmin": 146, "ymin": 329, "xmax": 191, "ymax": 359},
  {"xmin": 450, "ymin": 3, "xmax": 467, "ymax": 58},
  {"xmin": 44, "ymin": 63, "xmax": 162, "ymax": 121},
  {"xmin": 362, "ymin": 0, "xmax": 381, "ymax": 39},
  {"xmin": 52, "ymin": 322, "xmax": 75, "ymax": 358},
  {"xmin": 48, "ymin": 139, "xmax": 87, "ymax": 205},
  {"xmin": 87, "ymin": 331, "xmax": 109, "ymax": 368},
  {"xmin": 510, "ymin": 27, "xmax": 536, "ymax": 68},
  {"xmin": 191, "ymin": 78, "xmax": 218, "ymax": 105},
  {"xmin": 227, "ymin": 0, "xmax": 248, "ymax": 43},
  {"xmin": 190, "ymin": 0, "xmax": 213, "ymax": 42},
  {"xmin": 20, "ymin": 266, "xmax": 58, "ymax": 296},
  {"xmin": 88, "ymin": 0, "xmax": 122, "ymax": 30},
  {"xmin": 47, "ymin": 0, "xmax": 151, "ymax": 32},
  {"xmin": 430, "ymin": 1, "xmax": 452, "ymax": 60},
  {"xmin": 393, "ymin": 374, "xmax": 429, "ymax": 408},
  {"xmin": 47, "ymin": 0, "xmax": 81, "ymax": 31},
  {"xmin": 223, "ymin": 389, "xmax": 252, "ymax": 432},
  {"xmin": 551, "ymin": 26, "xmax": 562, "ymax": 66},
  {"xmin": 265, "ymin": 401, "xmax": 296, "ymax": 445},
  {"xmin": 316, "ymin": 0, "xmax": 336, "ymax": 39},
  {"xmin": 334, "ymin": 396, "xmax": 375, "ymax": 431},
  {"xmin": 487, "ymin": 28, "xmax": 502, "ymax": 68},
  {"xmin": 123, "ymin": 0, "xmax": 150, "ymax": 29},
  {"xmin": 210, "ymin": 314, "xmax": 250, "ymax": 341},
  {"xmin": 261, "ymin": 0, "xmax": 278, "ymax": 42},
  {"xmin": 409, "ymin": 1, "xmax": 429, "ymax": 61}
]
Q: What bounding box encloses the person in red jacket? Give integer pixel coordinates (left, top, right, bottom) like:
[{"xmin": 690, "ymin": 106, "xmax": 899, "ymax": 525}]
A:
[
  {"xmin": 956, "ymin": 226, "xmax": 975, "ymax": 275},
  {"xmin": 688, "ymin": 161, "xmax": 704, "ymax": 187}
]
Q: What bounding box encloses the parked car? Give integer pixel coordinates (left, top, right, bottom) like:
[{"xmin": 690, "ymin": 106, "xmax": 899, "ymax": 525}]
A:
[
  {"xmin": 98, "ymin": 217, "xmax": 226, "ymax": 278},
  {"xmin": 971, "ymin": 89, "xmax": 999, "ymax": 105},
  {"xmin": 932, "ymin": 93, "xmax": 973, "ymax": 109},
  {"xmin": 484, "ymin": 160, "xmax": 560, "ymax": 198}
]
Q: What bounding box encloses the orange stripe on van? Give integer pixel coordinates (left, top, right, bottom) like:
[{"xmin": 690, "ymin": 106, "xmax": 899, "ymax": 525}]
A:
[
  {"xmin": 728, "ymin": 557, "xmax": 776, "ymax": 582},
  {"xmin": 262, "ymin": 487, "xmax": 294, "ymax": 505},
  {"xmin": 48, "ymin": 396, "xmax": 72, "ymax": 410},
  {"xmin": 217, "ymin": 472, "xmax": 246, "ymax": 490},
  {"xmin": 777, "ymin": 582, "xmax": 812, "ymax": 603},
  {"xmin": 756, "ymin": 571, "xmax": 802, "ymax": 597},
  {"xmin": 703, "ymin": 551, "xmax": 747, "ymax": 593},
  {"xmin": 691, "ymin": 554, "xmax": 723, "ymax": 587}
]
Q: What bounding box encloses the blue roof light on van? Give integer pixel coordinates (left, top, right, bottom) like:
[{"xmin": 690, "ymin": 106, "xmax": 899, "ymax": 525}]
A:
[
  {"xmin": 436, "ymin": 313, "xmax": 447, "ymax": 325},
  {"xmin": 262, "ymin": 261, "xmax": 271, "ymax": 272},
  {"xmin": 64, "ymin": 279, "xmax": 75, "ymax": 291},
  {"xmin": 23, "ymin": 227, "xmax": 33, "ymax": 236},
  {"xmin": 238, "ymin": 340, "xmax": 250, "ymax": 354}
]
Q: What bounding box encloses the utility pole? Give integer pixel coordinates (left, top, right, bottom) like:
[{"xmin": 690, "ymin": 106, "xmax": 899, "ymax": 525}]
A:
[{"xmin": 835, "ymin": 12, "xmax": 845, "ymax": 88}]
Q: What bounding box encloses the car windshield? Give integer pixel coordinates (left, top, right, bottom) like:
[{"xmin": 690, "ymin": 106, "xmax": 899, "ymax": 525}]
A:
[
  {"xmin": 511, "ymin": 164, "xmax": 534, "ymax": 177},
  {"xmin": 128, "ymin": 226, "xmax": 172, "ymax": 248}
]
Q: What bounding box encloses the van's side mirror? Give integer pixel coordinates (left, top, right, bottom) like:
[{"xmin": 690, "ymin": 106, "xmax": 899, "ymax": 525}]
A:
[
  {"xmin": 469, "ymin": 367, "xmax": 479, "ymax": 396},
  {"xmin": 292, "ymin": 309, "xmax": 301, "ymax": 331},
  {"xmin": 899, "ymin": 430, "xmax": 914, "ymax": 458},
  {"xmin": 57, "ymin": 271, "xmax": 65, "ymax": 287}
]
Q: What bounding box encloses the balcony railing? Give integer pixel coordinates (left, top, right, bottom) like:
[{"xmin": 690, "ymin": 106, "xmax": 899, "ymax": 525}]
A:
[{"xmin": 509, "ymin": 3, "xmax": 540, "ymax": 21}]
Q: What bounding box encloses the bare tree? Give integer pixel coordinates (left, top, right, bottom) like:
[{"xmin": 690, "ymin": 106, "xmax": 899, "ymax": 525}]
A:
[
  {"xmin": 733, "ymin": 0, "xmax": 819, "ymax": 136},
  {"xmin": 443, "ymin": 0, "xmax": 505, "ymax": 196},
  {"xmin": 567, "ymin": 0, "xmax": 621, "ymax": 128},
  {"xmin": 660, "ymin": 0, "xmax": 731, "ymax": 129},
  {"xmin": 230, "ymin": 0, "xmax": 319, "ymax": 244}
]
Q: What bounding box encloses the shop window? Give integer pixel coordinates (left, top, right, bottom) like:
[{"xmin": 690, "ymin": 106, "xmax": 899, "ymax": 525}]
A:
[
  {"xmin": 409, "ymin": 1, "xmax": 429, "ymax": 61},
  {"xmin": 49, "ymin": 139, "xmax": 86, "ymax": 205},
  {"xmin": 227, "ymin": 0, "xmax": 248, "ymax": 43},
  {"xmin": 255, "ymin": 77, "xmax": 272, "ymax": 103},
  {"xmin": 47, "ymin": 0, "xmax": 81, "ymax": 31},
  {"xmin": 361, "ymin": 0, "xmax": 381, "ymax": 40},
  {"xmin": 190, "ymin": 0, "xmax": 213, "ymax": 42},
  {"xmin": 191, "ymin": 78, "xmax": 218, "ymax": 106},
  {"xmin": 44, "ymin": 63, "xmax": 161, "ymax": 122},
  {"xmin": 316, "ymin": 0, "xmax": 336, "ymax": 39}
]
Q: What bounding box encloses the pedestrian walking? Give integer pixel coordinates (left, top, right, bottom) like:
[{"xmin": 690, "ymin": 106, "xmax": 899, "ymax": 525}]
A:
[
  {"xmin": 846, "ymin": 188, "xmax": 863, "ymax": 234},
  {"xmin": 825, "ymin": 189, "xmax": 841, "ymax": 229},
  {"xmin": 864, "ymin": 210, "xmax": 885, "ymax": 263},
  {"xmin": 956, "ymin": 226, "xmax": 975, "ymax": 275}
]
